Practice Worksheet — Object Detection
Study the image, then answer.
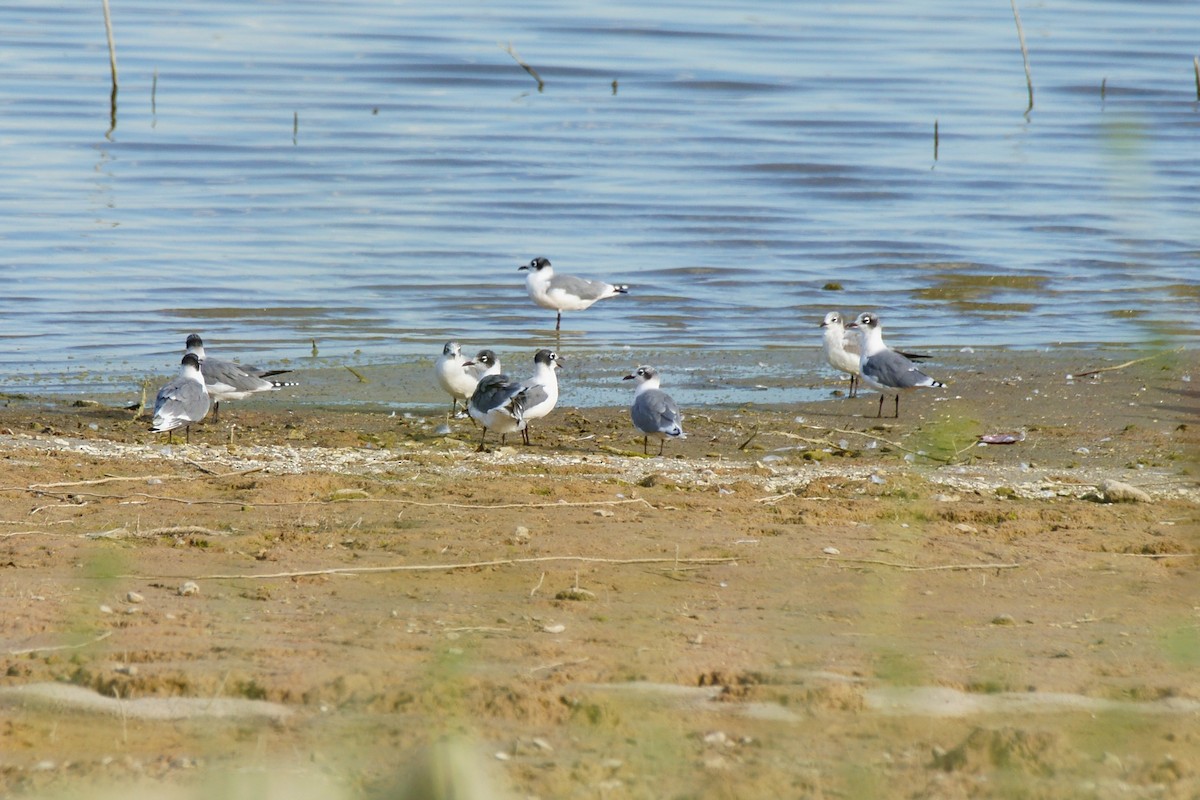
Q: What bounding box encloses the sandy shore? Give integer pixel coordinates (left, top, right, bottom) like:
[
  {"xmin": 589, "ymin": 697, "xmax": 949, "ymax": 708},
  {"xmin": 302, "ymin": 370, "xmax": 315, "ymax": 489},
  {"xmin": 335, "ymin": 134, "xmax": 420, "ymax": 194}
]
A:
[{"xmin": 0, "ymin": 348, "xmax": 1196, "ymax": 798}]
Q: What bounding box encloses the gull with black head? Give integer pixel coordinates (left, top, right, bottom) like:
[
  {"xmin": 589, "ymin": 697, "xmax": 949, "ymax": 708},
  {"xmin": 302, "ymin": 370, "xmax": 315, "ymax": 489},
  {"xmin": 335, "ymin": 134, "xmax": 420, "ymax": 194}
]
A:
[
  {"xmin": 519, "ymin": 257, "xmax": 629, "ymax": 331},
  {"xmin": 846, "ymin": 312, "xmax": 944, "ymax": 418},
  {"xmin": 821, "ymin": 311, "xmax": 930, "ymax": 398},
  {"xmin": 518, "ymin": 348, "xmax": 562, "ymax": 445},
  {"xmin": 185, "ymin": 334, "xmax": 296, "ymax": 422},
  {"xmin": 623, "ymin": 365, "xmax": 685, "ymax": 455},
  {"xmin": 149, "ymin": 353, "xmax": 210, "ymax": 443}
]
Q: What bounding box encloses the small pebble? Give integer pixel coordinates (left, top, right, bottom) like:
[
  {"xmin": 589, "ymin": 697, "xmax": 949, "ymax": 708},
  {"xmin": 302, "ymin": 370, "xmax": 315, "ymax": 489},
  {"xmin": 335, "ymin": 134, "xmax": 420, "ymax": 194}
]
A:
[
  {"xmin": 822, "ymin": 547, "xmax": 840, "ymax": 555},
  {"xmin": 991, "ymin": 614, "xmax": 1016, "ymax": 626},
  {"xmin": 126, "ymin": 591, "xmax": 144, "ymax": 604},
  {"xmin": 543, "ymin": 624, "xmax": 566, "ymax": 634},
  {"xmin": 178, "ymin": 581, "xmax": 200, "ymax": 597},
  {"xmin": 98, "ymin": 604, "xmax": 113, "ymax": 615},
  {"xmin": 594, "ymin": 509, "xmax": 614, "ymax": 517}
]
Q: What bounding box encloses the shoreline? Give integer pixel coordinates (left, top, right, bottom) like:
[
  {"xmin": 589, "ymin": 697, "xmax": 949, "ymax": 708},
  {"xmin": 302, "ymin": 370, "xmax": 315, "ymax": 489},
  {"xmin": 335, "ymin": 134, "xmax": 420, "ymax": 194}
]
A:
[{"xmin": 0, "ymin": 346, "xmax": 1196, "ymax": 798}]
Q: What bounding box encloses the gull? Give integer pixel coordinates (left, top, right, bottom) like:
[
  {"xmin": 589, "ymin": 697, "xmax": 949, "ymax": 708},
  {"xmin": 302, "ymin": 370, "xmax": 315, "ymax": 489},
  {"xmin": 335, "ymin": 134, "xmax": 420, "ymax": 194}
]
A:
[
  {"xmin": 820, "ymin": 312, "xmax": 863, "ymax": 397},
  {"xmin": 518, "ymin": 257, "xmax": 629, "ymax": 331},
  {"xmin": 623, "ymin": 365, "xmax": 685, "ymax": 455},
  {"xmin": 821, "ymin": 311, "xmax": 931, "ymax": 398},
  {"xmin": 149, "ymin": 353, "xmax": 210, "ymax": 443},
  {"xmin": 846, "ymin": 312, "xmax": 945, "ymax": 418},
  {"xmin": 468, "ymin": 373, "xmax": 528, "ymax": 451},
  {"xmin": 434, "ymin": 341, "xmax": 478, "ymax": 416},
  {"xmin": 518, "ymin": 348, "xmax": 562, "ymax": 445},
  {"xmin": 462, "ymin": 349, "xmax": 502, "ymax": 380},
  {"xmin": 185, "ymin": 334, "xmax": 296, "ymax": 421}
]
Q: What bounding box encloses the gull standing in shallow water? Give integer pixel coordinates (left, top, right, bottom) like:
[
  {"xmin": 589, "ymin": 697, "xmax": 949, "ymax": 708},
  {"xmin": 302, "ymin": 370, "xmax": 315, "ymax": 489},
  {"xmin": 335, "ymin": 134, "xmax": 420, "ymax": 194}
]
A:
[
  {"xmin": 623, "ymin": 365, "xmax": 685, "ymax": 455},
  {"xmin": 846, "ymin": 312, "xmax": 945, "ymax": 418},
  {"xmin": 518, "ymin": 349, "xmax": 562, "ymax": 445},
  {"xmin": 150, "ymin": 353, "xmax": 210, "ymax": 443},
  {"xmin": 434, "ymin": 341, "xmax": 478, "ymax": 416},
  {"xmin": 185, "ymin": 334, "xmax": 296, "ymax": 421},
  {"xmin": 518, "ymin": 257, "xmax": 629, "ymax": 331}
]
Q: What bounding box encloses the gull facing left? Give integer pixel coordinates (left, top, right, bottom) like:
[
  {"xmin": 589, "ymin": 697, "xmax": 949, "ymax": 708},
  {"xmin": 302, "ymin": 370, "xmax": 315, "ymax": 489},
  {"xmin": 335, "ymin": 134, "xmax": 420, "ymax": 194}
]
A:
[
  {"xmin": 519, "ymin": 257, "xmax": 629, "ymax": 331},
  {"xmin": 149, "ymin": 353, "xmax": 210, "ymax": 443},
  {"xmin": 185, "ymin": 334, "xmax": 296, "ymax": 421},
  {"xmin": 846, "ymin": 312, "xmax": 944, "ymax": 418},
  {"xmin": 623, "ymin": 365, "xmax": 685, "ymax": 455}
]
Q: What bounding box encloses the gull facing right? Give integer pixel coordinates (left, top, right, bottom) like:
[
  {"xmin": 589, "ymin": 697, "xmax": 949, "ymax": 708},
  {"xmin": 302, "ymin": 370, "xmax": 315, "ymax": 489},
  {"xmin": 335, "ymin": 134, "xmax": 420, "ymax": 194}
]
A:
[
  {"xmin": 518, "ymin": 348, "xmax": 562, "ymax": 445},
  {"xmin": 519, "ymin": 256, "xmax": 629, "ymax": 331},
  {"xmin": 623, "ymin": 365, "xmax": 685, "ymax": 455},
  {"xmin": 846, "ymin": 312, "xmax": 944, "ymax": 418}
]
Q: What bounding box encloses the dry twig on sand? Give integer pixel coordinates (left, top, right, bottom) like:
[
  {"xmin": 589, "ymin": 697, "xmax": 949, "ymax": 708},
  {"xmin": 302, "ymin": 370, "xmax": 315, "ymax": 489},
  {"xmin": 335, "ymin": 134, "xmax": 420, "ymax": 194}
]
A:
[
  {"xmin": 145, "ymin": 554, "xmax": 737, "ymax": 582},
  {"xmin": 1072, "ymin": 347, "xmax": 1184, "ymax": 378}
]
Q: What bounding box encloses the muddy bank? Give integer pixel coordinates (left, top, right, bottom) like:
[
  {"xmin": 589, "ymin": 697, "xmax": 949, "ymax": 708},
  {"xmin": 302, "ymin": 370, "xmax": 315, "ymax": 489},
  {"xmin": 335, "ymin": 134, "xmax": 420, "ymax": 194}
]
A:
[{"xmin": 0, "ymin": 349, "xmax": 1196, "ymax": 798}]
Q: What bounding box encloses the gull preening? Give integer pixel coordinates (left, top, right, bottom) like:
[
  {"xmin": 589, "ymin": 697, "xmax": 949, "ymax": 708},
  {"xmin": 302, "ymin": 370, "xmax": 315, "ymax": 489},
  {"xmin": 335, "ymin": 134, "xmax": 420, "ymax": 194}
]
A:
[
  {"xmin": 149, "ymin": 353, "xmax": 210, "ymax": 443},
  {"xmin": 434, "ymin": 341, "xmax": 479, "ymax": 416},
  {"xmin": 623, "ymin": 365, "xmax": 685, "ymax": 455},
  {"xmin": 846, "ymin": 312, "xmax": 944, "ymax": 418},
  {"xmin": 184, "ymin": 334, "xmax": 296, "ymax": 421},
  {"xmin": 519, "ymin": 257, "xmax": 629, "ymax": 331},
  {"xmin": 518, "ymin": 348, "xmax": 562, "ymax": 445},
  {"xmin": 468, "ymin": 372, "xmax": 529, "ymax": 451}
]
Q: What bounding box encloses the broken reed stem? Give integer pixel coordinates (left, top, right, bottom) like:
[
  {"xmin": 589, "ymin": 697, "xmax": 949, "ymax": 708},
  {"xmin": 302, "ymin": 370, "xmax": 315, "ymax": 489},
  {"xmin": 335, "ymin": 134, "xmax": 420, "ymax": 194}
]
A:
[
  {"xmin": 167, "ymin": 554, "xmax": 737, "ymax": 582},
  {"xmin": 804, "ymin": 556, "xmax": 1021, "ymax": 572},
  {"xmin": 502, "ymin": 43, "xmax": 544, "ymax": 91},
  {"xmin": 933, "ymin": 119, "xmax": 939, "ymax": 160},
  {"xmin": 7, "ymin": 630, "xmax": 112, "ymax": 657},
  {"xmin": 1194, "ymin": 56, "xmax": 1199, "ymax": 101},
  {"xmin": 101, "ymin": 0, "xmax": 118, "ymax": 138},
  {"xmin": 1010, "ymin": 0, "xmax": 1033, "ymax": 114},
  {"xmin": 1073, "ymin": 346, "xmax": 1183, "ymax": 378}
]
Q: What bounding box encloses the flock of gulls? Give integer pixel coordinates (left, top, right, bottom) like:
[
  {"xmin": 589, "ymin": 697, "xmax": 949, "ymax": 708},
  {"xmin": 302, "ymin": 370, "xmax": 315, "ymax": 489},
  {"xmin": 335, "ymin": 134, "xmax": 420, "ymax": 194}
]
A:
[{"xmin": 149, "ymin": 257, "xmax": 945, "ymax": 453}]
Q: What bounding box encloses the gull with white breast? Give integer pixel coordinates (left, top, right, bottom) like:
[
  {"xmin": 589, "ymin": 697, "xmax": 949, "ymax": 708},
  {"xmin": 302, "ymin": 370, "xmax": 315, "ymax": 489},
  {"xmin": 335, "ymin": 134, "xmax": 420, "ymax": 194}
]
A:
[
  {"xmin": 846, "ymin": 312, "xmax": 945, "ymax": 418},
  {"xmin": 519, "ymin": 256, "xmax": 629, "ymax": 331},
  {"xmin": 821, "ymin": 311, "xmax": 930, "ymax": 398},
  {"xmin": 623, "ymin": 365, "xmax": 685, "ymax": 455},
  {"xmin": 434, "ymin": 341, "xmax": 478, "ymax": 416},
  {"xmin": 149, "ymin": 353, "xmax": 210, "ymax": 443},
  {"xmin": 518, "ymin": 348, "xmax": 562, "ymax": 445}
]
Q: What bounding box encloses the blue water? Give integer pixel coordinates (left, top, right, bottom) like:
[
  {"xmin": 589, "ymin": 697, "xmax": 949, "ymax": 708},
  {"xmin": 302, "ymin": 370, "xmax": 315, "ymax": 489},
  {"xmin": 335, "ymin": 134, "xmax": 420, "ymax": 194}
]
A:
[{"xmin": 0, "ymin": 0, "xmax": 1197, "ymax": 400}]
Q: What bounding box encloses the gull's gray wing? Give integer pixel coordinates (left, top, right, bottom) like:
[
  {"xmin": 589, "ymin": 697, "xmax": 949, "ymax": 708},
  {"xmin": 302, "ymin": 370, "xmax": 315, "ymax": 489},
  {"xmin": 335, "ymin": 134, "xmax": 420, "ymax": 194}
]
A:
[
  {"xmin": 862, "ymin": 350, "xmax": 938, "ymax": 389},
  {"xmin": 632, "ymin": 388, "xmax": 683, "ymax": 436}
]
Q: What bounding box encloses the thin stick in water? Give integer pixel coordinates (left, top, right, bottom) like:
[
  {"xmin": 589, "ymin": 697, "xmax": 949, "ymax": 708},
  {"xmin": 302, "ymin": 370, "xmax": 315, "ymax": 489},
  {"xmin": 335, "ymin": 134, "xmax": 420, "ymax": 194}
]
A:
[
  {"xmin": 1194, "ymin": 56, "xmax": 1199, "ymax": 101},
  {"xmin": 502, "ymin": 43, "xmax": 544, "ymax": 92},
  {"xmin": 1010, "ymin": 0, "xmax": 1033, "ymax": 115},
  {"xmin": 933, "ymin": 119, "xmax": 939, "ymax": 160},
  {"xmin": 102, "ymin": 0, "xmax": 119, "ymax": 137}
]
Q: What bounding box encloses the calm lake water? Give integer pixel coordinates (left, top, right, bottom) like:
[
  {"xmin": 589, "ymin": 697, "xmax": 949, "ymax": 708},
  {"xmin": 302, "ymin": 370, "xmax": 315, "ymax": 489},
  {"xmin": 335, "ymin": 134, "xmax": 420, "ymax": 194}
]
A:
[{"xmin": 0, "ymin": 0, "xmax": 1196, "ymax": 407}]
